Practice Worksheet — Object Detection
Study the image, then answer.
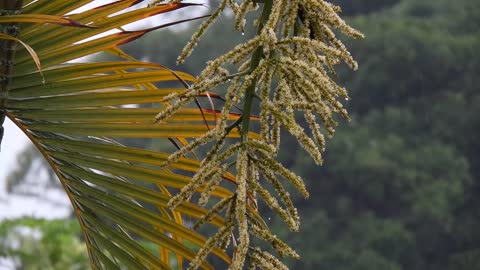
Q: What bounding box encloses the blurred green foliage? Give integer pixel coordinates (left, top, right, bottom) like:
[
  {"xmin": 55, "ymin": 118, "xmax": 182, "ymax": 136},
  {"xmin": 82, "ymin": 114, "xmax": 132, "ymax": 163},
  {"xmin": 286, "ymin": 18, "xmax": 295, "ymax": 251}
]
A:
[
  {"xmin": 0, "ymin": 218, "xmax": 89, "ymax": 270},
  {"xmin": 3, "ymin": 0, "xmax": 480, "ymax": 269},
  {"xmin": 136, "ymin": 0, "xmax": 479, "ymax": 269}
]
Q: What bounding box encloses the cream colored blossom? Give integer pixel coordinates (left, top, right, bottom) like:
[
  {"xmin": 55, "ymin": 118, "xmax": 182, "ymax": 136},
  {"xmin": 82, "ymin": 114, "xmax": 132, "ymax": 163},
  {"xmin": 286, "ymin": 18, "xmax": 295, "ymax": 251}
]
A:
[{"xmin": 152, "ymin": 0, "xmax": 362, "ymax": 269}]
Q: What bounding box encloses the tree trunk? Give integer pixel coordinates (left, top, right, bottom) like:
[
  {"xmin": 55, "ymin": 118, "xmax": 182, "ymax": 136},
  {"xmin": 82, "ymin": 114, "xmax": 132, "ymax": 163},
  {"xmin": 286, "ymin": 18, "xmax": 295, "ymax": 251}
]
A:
[{"xmin": 0, "ymin": 0, "xmax": 23, "ymax": 150}]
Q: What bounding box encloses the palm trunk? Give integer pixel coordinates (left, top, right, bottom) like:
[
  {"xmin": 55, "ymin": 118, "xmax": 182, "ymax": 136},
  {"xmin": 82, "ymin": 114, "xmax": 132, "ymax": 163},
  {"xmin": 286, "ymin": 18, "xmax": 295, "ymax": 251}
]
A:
[{"xmin": 0, "ymin": 0, "xmax": 23, "ymax": 150}]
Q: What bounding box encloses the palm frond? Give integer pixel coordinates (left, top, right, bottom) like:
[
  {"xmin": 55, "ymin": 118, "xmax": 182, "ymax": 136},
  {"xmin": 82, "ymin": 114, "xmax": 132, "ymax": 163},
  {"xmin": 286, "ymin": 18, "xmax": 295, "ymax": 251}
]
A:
[{"xmin": 1, "ymin": 1, "xmax": 262, "ymax": 269}]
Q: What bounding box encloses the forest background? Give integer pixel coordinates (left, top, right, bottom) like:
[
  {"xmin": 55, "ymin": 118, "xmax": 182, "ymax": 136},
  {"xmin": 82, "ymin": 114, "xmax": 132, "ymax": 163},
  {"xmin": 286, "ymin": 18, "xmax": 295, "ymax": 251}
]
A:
[{"xmin": 1, "ymin": 0, "xmax": 479, "ymax": 269}]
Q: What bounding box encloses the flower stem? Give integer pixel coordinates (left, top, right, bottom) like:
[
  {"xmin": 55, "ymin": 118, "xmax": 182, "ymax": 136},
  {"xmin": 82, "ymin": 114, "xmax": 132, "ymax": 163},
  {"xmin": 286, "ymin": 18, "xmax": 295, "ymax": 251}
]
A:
[{"xmin": 240, "ymin": 0, "xmax": 273, "ymax": 142}]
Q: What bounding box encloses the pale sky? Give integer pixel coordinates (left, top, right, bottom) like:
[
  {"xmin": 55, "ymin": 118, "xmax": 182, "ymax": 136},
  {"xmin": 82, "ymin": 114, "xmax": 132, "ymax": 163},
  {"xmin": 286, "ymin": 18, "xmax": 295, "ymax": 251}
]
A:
[{"xmin": 0, "ymin": 0, "xmax": 208, "ymax": 220}]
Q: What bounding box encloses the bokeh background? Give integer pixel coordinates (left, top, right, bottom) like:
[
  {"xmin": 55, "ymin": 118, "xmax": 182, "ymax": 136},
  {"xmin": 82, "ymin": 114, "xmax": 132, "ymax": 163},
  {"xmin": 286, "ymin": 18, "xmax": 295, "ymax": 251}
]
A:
[{"xmin": 1, "ymin": 0, "xmax": 479, "ymax": 269}]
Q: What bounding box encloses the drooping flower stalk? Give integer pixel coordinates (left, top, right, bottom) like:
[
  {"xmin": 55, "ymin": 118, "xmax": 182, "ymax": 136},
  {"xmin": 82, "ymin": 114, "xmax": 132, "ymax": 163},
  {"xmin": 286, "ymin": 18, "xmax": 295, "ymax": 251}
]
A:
[{"xmin": 150, "ymin": 0, "xmax": 363, "ymax": 269}]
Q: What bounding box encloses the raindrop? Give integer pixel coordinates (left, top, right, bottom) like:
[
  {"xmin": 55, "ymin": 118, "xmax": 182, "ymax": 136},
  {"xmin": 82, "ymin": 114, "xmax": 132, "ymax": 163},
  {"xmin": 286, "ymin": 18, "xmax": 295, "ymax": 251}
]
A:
[
  {"xmin": 241, "ymin": 32, "xmax": 245, "ymax": 36},
  {"xmin": 345, "ymin": 98, "xmax": 349, "ymax": 101}
]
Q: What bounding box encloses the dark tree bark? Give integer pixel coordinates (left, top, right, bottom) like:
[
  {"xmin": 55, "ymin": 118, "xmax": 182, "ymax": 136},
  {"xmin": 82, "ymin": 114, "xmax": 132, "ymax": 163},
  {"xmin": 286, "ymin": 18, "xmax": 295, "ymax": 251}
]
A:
[{"xmin": 0, "ymin": 0, "xmax": 23, "ymax": 150}]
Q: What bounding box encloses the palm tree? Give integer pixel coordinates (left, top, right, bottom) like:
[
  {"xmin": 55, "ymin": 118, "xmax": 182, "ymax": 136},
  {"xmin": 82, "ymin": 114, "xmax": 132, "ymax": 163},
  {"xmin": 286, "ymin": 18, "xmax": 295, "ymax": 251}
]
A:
[
  {"xmin": 1, "ymin": 1, "xmax": 236, "ymax": 269},
  {"xmin": 1, "ymin": 1, "xmax": 362, "ymax": 269}
]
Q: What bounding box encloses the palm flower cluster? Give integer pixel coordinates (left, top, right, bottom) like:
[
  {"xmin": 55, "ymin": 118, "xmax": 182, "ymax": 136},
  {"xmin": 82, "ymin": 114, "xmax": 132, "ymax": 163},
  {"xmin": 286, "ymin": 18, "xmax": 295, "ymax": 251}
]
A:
[{"xmin": 150, "ymin": 0, "xmax": 363, "ymax": 269}]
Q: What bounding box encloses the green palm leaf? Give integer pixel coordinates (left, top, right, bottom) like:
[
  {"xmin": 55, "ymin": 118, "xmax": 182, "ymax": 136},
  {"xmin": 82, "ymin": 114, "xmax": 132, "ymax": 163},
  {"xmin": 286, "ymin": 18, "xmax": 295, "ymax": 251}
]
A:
[{"xmin": 0, "ymin": 1, "xmax": 261, "ymax": 269}]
